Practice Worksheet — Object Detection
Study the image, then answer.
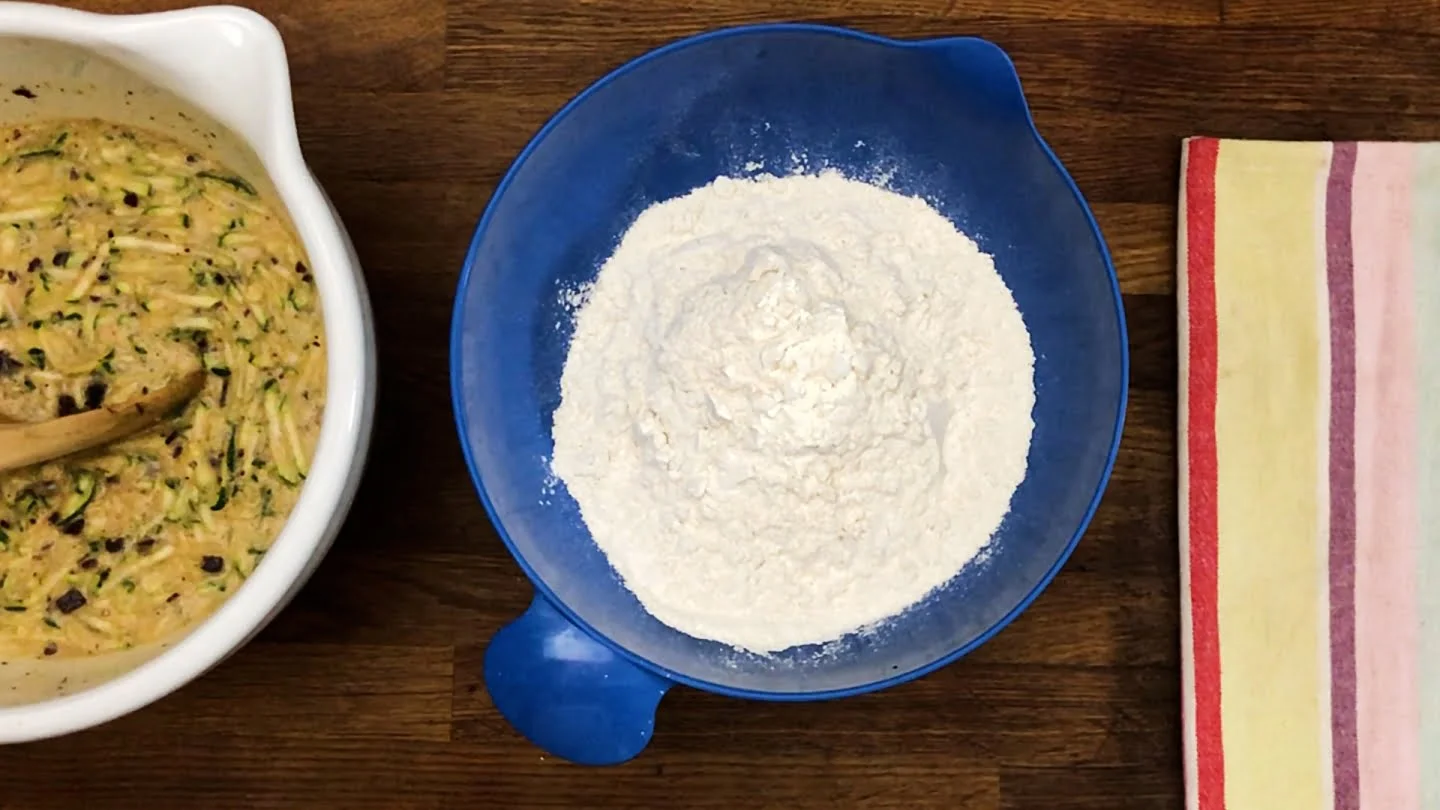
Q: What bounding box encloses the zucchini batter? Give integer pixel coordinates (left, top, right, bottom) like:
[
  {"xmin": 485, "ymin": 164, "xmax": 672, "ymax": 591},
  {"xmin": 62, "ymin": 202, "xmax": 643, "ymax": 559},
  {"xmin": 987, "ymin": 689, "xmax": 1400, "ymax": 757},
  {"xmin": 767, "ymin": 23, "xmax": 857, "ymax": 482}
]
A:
[{"xmin": 0, "ymin": 120, "xmax": 324, "ymax": 658}]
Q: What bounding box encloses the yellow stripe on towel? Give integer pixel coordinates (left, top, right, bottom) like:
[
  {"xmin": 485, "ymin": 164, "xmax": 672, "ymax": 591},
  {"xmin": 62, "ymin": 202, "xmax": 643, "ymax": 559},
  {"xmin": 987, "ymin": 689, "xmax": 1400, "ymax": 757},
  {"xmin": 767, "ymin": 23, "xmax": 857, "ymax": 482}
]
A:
[{"xmin": 1212, "ymin": 140, "xmax": 1331, "ymax": 810}]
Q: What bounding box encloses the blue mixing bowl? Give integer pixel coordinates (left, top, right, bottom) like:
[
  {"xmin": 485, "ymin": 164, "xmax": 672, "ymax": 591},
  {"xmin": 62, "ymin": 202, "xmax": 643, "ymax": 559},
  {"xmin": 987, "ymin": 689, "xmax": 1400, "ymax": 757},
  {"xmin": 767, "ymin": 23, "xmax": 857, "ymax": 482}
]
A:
[{"xmin": 450, "ymin": 23, "xmax": 1127, "ymax": 765}]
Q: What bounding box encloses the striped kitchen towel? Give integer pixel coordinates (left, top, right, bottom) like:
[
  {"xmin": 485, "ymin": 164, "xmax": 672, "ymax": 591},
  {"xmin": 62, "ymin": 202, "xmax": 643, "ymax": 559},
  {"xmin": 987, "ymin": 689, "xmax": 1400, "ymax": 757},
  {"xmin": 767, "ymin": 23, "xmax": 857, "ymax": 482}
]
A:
[{"xmin": 1180, "ymin": 137, "xmax": 1440, "ymax": 810}]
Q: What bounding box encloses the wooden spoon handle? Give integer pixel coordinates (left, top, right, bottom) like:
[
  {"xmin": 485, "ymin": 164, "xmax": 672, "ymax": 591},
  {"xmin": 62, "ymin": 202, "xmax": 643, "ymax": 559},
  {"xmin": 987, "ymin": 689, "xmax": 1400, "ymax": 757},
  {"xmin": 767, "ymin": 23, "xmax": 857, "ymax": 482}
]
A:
[{"xmin": 0, "ymin": 369, "xmax": 206, "ymax": 473}]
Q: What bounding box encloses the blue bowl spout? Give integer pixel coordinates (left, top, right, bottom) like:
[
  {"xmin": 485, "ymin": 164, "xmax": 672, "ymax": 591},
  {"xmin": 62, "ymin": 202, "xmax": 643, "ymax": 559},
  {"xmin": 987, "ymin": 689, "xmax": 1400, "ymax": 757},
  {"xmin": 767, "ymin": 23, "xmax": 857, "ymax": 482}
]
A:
[{"xmin": 450, "ymin": 24, "xmax": 1128, "ymax": 764}]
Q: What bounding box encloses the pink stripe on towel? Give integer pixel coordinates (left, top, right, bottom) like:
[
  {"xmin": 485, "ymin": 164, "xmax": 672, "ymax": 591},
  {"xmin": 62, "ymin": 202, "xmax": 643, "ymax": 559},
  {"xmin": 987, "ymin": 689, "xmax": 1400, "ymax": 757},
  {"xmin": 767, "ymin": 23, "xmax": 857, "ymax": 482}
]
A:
[{"xmin": 1352, "ymin": 142, "xmax": 1421, "ymax": 810}]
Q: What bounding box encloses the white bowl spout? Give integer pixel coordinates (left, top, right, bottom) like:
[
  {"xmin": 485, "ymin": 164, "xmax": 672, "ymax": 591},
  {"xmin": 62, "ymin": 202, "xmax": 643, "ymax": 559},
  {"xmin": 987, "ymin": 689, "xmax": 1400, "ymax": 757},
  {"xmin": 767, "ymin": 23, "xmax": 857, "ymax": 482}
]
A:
[
  {"xmin": 0, "ymin": 3, "xmax": 299, "ymax": 166},
  {"xmin": 97, "ymin": 7, "xmax": 296, "ymax": 163}
]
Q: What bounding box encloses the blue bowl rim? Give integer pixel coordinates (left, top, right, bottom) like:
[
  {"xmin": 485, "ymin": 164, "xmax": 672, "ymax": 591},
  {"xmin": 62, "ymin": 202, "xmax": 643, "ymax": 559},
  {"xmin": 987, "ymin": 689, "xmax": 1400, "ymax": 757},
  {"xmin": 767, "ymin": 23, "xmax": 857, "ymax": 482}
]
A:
[{"xmin": 448, "ymin": 22, "xmax": 1131, "ymax": 701}]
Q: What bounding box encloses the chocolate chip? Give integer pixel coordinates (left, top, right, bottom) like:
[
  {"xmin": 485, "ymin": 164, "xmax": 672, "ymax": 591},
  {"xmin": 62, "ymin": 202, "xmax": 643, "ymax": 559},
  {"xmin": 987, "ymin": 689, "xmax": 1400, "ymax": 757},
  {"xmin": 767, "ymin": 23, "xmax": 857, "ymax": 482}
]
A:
[
  {"xmin": 60, "ymin": 518, "xmax": 84, "ymax": 536},
  {"xmin": 78, "ymin": 557, "xmax": 97, "ymax": 571},
  {"xmin": 0, "ymin": 350, "xmax": 19, "ymax": 377},
  {"xmin": 51, "ymin": 250, "xmax": 69, "ymax": 267},
  {"xmin": 11, "ymin": 87, "xmax": 35, "ymax": 99},
  {"xmin": 136, "ymin": 537, "xmax": 156, "ymax": 554},
  {"xmin": 104, "ymin": 538, "xmax": 125, "ymax": 553},
  {"xmin": 57, "ymin": 394, "xmax": 79, "ymax": 417},
  {"xmin": 54, "ymin": 588, "xmax": 86, "ymax": 614},
  {"xmin": 166, "ymin": 592, "xmax": 180, "ymax": 603},
  {"xmin": 96, "ymin": 272, "xmax": 110, "ymax": 283},
  {"xmin": 83, "ymin": 381, "xmax": 107, "ymax": 410},
  {"xmin": 199, "ymin": 555, "xmax": 224, "ymax": 574},
  {"xmin": 43, "ymin": 642, "xmax": 57, "ymax": 656},
  {"xmin": 25, "ymin": 257, "xmax": 40, "ymax": 273},
  {"xmin": 122, "ymin": 191, "xmax": 139, "ymax": 207},
  {"xmin": 212, "ymin": 272, "xmax": 226, "ymax": 286}
]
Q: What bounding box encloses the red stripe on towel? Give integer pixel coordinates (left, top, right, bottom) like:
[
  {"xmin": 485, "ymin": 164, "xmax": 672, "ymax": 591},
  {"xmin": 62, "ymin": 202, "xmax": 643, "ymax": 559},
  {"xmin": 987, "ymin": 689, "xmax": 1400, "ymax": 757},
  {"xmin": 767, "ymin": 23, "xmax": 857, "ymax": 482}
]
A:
[{"xmin": 1185, "ymin": 137, "xmax": 1225, "ymax": 810}]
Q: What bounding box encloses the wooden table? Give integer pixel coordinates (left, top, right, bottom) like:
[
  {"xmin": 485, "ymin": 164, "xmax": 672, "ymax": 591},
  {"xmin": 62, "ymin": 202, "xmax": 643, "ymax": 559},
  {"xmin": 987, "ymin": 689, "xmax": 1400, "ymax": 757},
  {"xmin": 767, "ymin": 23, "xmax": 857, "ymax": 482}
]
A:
[{"xmin": 8, "ymin": 0, "xmax": 1426, "ymax": 806}]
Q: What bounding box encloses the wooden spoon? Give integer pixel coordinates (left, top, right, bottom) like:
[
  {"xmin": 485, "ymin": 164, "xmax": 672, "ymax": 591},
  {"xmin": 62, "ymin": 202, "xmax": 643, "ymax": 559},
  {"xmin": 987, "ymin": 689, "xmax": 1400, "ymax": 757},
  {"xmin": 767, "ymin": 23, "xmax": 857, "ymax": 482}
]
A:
[{"xmin": 0, "ymin": 369, "xmax": 206, "ymax": 474}]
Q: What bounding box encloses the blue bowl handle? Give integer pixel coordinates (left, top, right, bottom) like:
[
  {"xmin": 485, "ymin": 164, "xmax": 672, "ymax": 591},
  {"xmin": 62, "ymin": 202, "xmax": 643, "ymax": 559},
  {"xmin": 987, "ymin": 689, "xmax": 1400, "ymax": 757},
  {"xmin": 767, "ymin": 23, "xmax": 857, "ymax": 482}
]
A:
[
  {"xmin": 484, "ymin": 592, "xmax": 673, "ymax": 765},
  {"xmin": 917, "ymin": 37, "xmax": 1032, "ymax": 126}
]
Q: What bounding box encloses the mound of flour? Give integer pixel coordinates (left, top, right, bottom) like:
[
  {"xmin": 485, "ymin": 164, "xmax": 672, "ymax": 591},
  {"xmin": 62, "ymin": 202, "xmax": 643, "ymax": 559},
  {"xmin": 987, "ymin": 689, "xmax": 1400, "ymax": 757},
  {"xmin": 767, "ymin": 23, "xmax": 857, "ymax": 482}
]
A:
[{"xmin": 551, "ymin": 171, "xmax": 1034, "ymax": 653}]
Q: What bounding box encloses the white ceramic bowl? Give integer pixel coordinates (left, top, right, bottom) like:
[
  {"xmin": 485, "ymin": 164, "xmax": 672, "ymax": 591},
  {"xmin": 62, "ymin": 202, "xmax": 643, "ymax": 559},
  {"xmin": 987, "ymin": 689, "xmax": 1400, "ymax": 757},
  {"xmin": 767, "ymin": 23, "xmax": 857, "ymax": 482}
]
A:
[{"xmin": 0, "ymin": 3, "xmax": 375, "ymax": 741}]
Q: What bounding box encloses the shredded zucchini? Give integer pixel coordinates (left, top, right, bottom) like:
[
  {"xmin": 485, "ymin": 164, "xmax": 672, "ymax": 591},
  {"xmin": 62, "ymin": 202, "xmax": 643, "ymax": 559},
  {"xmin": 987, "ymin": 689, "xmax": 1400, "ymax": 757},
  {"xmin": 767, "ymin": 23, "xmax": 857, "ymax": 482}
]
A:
[{"xmin": 0, "ymin": 119, "xmax": 326, "ymax": 659}]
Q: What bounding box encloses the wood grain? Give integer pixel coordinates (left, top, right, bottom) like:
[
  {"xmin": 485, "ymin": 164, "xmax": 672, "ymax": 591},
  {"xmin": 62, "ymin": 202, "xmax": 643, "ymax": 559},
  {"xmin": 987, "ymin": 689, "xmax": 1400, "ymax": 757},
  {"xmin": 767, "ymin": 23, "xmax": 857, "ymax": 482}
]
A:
[
  {"xmin": 1097, "ymin": 204, "xmax": 1175, "ymax": 294},
  {"xmin": 444, "ymin": 0, "xmax": 1220, "ymax": 94},
  {"xmin": 1224, "ymin": 0, "xmax": 1440, "ymax": 32},
  {"xmin": 67, "ymin": 0, "xmax": 448, "ymax": 89},
  {"xmin": 11, "ymin": 0, "xmax": 1436, "ymax": 806},
  {"xmin": 105, "ymin": 643, "xmax": 456, "ymax": 740},
  {"xmin": 1001, "ymin": 764, "xmax": 1180, "ymax": 810}
]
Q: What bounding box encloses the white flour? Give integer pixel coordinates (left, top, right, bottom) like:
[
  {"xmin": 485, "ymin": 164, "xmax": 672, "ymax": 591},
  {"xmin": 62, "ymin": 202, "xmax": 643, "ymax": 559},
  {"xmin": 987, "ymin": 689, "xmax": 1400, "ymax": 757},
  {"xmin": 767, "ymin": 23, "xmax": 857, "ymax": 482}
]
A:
[{"xmin": 551, "ymin": 171, "xmax": 1035, "ymax": 653}]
